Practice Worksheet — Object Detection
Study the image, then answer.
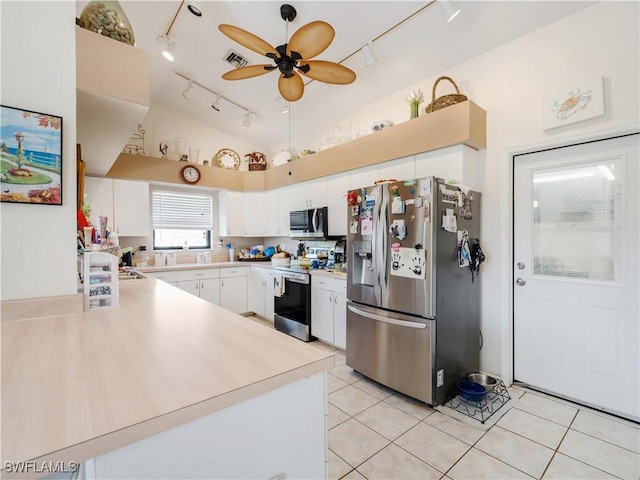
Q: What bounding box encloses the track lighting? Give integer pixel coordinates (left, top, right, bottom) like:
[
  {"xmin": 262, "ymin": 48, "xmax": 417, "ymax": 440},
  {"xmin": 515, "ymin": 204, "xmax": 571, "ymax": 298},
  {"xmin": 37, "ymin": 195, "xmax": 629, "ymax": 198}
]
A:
[
  {"xmin": 243, "ymin": 112, "xmax": 251, "ymax": 127},
  {"xmin": 186, "ymin": 0, "xmax": 202, "ymax": 17},
  {"xmin": 182, "ymin": 80, "xmax": 193, "ymax": 99},
  {"xmin": 281, "ymin": 104, "xmax": 289, "ymax": 114},
  {"xmin": 157, "ymin": 35, "xmax": 175, "ymax": 62},
  {"xmin": 440, "ymin": 0, "xmax": 461, "ymax": 23},
  {"xmin": 362, "ymin": 42, "xmax": 378, "ymax": 67},
  {"xmin": 211, "ymin": 93, "xmax": 220, "ymax": 111}
]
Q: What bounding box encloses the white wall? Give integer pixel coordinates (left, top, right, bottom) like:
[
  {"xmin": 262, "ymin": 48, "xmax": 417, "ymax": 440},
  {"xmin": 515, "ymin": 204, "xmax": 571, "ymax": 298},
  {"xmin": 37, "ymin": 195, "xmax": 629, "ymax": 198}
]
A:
[
  {"xmin": 0, "ymin": 1, "xmax": 77, "ymax": 300},
  {"xmin": 143, "ymin": 104, "xmax": 263, "ymax": 171},
  {"xmin": 278, "ymin": 2, "xmax": 640, "ymax": 376}
]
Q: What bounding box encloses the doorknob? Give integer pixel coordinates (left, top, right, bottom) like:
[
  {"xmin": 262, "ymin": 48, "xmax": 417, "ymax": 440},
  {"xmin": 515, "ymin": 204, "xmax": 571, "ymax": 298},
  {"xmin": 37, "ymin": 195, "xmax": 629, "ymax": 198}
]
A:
[
  {"xmin": 516, "ymin": 278, "xmax": 526, "ymax": 286},
  {"xmin": 516, "ymin": 262, "xmax": 526, "ymax": 270}
]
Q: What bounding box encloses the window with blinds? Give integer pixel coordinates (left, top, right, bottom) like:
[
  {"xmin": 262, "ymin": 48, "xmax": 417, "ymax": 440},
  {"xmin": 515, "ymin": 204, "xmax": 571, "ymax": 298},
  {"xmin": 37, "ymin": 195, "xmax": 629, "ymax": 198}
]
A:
[{"xmin": 152, "ymin": 191, "xmax": 213, "ymax": 249}]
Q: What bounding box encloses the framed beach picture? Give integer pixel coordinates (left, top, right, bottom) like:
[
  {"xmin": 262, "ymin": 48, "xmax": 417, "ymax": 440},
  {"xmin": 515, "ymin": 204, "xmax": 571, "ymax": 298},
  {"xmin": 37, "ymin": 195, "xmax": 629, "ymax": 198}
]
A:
[{"xmin": 0, "ymin": 105, "xmax": 63, "ymax": 205}]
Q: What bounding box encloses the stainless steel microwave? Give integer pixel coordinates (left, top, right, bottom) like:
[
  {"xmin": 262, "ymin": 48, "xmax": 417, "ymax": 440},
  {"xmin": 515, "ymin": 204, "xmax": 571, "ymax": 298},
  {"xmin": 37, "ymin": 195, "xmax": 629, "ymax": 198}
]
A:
[{"xmin": 289, "ymin": 207, "xmax": 328, "ymax": 239}]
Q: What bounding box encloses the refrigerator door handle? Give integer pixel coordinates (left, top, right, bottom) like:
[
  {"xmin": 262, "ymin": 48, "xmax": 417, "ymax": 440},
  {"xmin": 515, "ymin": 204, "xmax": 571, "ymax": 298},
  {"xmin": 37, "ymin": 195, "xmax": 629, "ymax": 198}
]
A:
[{"xmin": 348, "ymin": 304, "xmax": 428, "ymax": 329}]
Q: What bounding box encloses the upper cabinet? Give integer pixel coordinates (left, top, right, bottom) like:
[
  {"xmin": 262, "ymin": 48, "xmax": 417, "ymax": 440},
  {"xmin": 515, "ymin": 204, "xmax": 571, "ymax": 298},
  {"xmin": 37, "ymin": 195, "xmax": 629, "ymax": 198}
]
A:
[
  {"xmin": 219, "ymin": 190, "xmax": 244, "ymax": 237},
  {"xmin": 243, "ymin": 191, "xmax": 267, "ymax": 237},
  {"xmin": 84, "ymin": 177, "xmax": 149, "ymax": 236},
  {"xmin": 76, "ymin": 27, "xmax": 150, "ymax": 176},
  {"xmin": 327, "ymin": 173, "xmax": 350, "ymax": 236}
]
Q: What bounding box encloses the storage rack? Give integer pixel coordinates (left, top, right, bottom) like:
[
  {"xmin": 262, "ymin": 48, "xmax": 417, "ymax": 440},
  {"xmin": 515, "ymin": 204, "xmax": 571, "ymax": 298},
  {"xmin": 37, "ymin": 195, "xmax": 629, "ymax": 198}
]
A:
[
  {"xmin": 444, "ymin": 380, "xmax": 511, "ymax": 424},
  {"xmin": 83, "ymin": 252, "xmax": 119, "ymax": 311}
]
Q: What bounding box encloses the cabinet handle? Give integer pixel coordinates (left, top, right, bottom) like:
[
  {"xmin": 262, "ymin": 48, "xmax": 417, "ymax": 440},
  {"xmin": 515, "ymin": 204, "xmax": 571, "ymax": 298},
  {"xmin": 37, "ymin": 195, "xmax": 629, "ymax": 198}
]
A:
[
  {"xmin": 329, "ymin": 292, "xmax": 333, "ymax": 303},
  {"xmin": 221, "ymin": 280, "xmax": 224, "ymax": 287},
  {"xmin": 334, "ymin": 294, "xmax": 338, "ymax": 304}
]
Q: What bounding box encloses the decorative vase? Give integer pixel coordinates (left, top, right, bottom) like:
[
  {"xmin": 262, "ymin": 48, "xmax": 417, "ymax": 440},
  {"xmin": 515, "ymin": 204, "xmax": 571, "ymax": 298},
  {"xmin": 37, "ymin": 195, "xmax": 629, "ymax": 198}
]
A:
[
  {"xmin": 410, "ymin": 102, "xmax": 420, "ymax": 119},
  {"xmin": 79, "ymin": 1, "xmax": 135, "ymax": 46}
]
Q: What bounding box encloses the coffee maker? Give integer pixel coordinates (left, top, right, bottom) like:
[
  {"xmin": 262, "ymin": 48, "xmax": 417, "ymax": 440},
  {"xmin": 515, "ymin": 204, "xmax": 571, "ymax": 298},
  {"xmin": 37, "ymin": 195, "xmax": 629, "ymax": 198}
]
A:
[{"xmin": 333, "ymin": 239, "xmax": 346, "ymax": 271}]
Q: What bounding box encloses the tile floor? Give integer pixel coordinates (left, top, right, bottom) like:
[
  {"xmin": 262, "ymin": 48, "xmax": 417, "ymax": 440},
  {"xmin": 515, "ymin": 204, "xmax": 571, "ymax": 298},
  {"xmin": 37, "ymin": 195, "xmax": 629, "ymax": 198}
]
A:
[{"xmin": 248, "ymin": 316, "xmax": 640, "ymax": 480}]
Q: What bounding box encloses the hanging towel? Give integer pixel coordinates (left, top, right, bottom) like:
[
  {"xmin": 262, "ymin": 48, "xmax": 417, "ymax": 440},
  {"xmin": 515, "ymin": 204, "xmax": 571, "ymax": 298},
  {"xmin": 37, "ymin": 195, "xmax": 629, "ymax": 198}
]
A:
[{"xmin": 274, "ymin": 272, "xmax": 284, "ymax": 297}]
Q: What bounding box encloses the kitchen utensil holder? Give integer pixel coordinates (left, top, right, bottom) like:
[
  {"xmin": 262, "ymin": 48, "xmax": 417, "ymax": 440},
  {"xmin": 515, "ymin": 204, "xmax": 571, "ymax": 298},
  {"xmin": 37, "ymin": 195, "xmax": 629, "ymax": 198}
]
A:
[
  {"xmin": 425, "ymin": 76, "xmax": 468, "ymax": 113},
  {"xmin": 443, "ymin": 379, "xmax": 511, "ymax": 424}
]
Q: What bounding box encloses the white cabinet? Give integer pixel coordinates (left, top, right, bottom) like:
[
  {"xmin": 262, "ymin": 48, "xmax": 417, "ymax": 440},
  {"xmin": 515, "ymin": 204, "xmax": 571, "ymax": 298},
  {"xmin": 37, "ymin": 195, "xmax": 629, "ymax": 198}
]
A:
[
  {"xmin": 219, "ymin": 267, "xmax": 248, "ymax": 314},
  {"xmin": 218, "ymin": 190, "xmax": 244, "ymax": 237},
  {"xmin": 349, "ymin": 164, "xmax": 379, "ymax": 189},
  {"xmin": 84, "ymin": 177, "xmax": 150, "ymax": 236},
  {"xmin": 286, "ymin": 178, "xmax": 328, "ymax": 211},
  {"xmin": 327, "ymin": 173, "xmax": 350, "ymax": 236},
  {"xmin": 264, "ymin": 187, "xmax": 292, "ymax": 237},
  {"xmin": 377, "ymin": 155, "xmax": 416, "ymax": 182},
  {"xmin": 249, "ymin": 266, "xmax": 274, "ymax": 320},
  {"xmin": 415, "ymin": 144, "xmax": 479, "ymax": 190},
  {"xmin": 151, "ymin": 267, "xmax": 247, "ymax": 313},
  {"xmin": 243, "ymin": 191, "xmax": 267, "ymax": 236},
  {"xmin": 311, "ymin": 276, "xmax": 347, "ymax": 349}
]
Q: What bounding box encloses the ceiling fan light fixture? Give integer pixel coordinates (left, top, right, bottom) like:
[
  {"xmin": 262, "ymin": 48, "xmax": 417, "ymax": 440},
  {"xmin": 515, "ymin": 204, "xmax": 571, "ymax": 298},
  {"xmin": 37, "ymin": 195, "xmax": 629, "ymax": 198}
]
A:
[
  {"xmin": 440, "ymin": 0, "xmax": 461, "ymax": 23},
  {"xmin": 243, "ymin": 112, "xmax": 252, "ymax": 127},
  {"xmin": 362, "ymin": 42, "xmax": 378, "ymax": 67},
  {"xmin": 182, "ymin": 80, "xmax": 193, "ymax": 99},
  {"xmin": 186, "ymin": 0, "xmax": 203, "ymax": 17}
]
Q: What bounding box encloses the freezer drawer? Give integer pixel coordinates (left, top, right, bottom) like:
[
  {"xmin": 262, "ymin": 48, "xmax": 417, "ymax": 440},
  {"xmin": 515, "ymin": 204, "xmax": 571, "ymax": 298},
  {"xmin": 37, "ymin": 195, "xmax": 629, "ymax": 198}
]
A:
[{"xmin": 346, "ymin": 301, "xmax": 434, "ymax": 404}]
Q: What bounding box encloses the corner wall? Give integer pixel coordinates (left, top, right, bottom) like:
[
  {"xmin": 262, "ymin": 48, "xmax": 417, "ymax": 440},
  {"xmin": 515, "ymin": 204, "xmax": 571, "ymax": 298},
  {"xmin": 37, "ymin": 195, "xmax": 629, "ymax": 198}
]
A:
[{"xmin": 1, "ymin": 1, "xmax": 77, "ymax": 300}]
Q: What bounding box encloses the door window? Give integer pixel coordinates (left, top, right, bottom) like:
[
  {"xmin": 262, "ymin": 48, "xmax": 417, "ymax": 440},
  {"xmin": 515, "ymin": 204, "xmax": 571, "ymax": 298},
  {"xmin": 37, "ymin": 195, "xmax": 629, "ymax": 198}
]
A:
[{"xmin": 531, "ymin": 160, "xmax": 620, "ymax": 282}]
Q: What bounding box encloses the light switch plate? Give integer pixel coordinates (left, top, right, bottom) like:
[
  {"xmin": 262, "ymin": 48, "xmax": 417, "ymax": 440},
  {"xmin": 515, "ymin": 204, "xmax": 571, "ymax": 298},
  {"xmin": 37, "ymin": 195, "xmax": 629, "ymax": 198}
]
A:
[{"xmin": 437, "ymin": 369, "xmax": 444, "ymax": 387}]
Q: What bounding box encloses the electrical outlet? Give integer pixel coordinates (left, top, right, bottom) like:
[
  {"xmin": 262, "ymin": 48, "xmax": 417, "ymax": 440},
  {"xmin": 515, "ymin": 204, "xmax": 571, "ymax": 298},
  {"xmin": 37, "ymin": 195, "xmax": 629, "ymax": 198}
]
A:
[{"xmin": 437, "ymin": 369, "xmax": 444, "ymax": 387}]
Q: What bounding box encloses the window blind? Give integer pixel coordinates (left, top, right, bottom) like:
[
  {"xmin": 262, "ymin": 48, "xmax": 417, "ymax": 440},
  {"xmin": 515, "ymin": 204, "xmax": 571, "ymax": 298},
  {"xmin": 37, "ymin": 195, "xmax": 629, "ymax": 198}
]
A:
[{"xmin": 152, "ymin": 191, "xmax": 213, "ymax": 229}]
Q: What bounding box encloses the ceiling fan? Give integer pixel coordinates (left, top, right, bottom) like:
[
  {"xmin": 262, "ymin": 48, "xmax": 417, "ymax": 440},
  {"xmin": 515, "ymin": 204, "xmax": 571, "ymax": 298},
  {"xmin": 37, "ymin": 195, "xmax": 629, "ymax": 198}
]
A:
[{"xmin": 218, "ymin": 4, "xmax": 356, "ymax": 102}]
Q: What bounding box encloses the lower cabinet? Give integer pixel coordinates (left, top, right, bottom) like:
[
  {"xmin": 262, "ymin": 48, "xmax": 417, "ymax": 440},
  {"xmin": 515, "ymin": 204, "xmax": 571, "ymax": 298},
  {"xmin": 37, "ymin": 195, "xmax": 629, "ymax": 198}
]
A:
[
  {"xmin": 249, "ymin": 266, "xmax": 275, "ymax": 321},
  {"xmin": 311, "ymin": 276, "xmax": 346, "ymax": 349},
  {"xmin": 147, "ymin": 266, "xmax": 247, "ymax": 314},
  {"xmin": 219, "ymin": 267, "xmax": 248, "ymax": 314}
]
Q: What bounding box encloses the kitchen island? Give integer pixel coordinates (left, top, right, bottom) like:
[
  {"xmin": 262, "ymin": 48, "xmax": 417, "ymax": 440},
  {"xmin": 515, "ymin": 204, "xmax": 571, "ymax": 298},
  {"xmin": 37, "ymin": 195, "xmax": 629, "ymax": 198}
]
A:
[{"xmin": 1, "ymin": 278, "xmax": 334, "ymax": 479}]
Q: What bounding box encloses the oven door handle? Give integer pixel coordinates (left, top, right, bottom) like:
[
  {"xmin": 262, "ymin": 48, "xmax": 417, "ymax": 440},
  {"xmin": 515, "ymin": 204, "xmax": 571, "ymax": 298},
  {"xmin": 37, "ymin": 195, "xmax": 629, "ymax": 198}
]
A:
[{"xmin": 348, "ymin": 304, "xmax": 427, "ymax": 329}]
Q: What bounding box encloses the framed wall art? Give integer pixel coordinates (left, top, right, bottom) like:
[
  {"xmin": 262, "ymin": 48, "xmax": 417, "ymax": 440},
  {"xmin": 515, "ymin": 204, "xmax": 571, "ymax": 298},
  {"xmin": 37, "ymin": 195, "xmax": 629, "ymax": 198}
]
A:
[
  {"xmin": 541, "ymin": 77, "xmax": 605, "ymax": 130},
  {"xmin": 0, "ymin": 105, "xmax": 63, "ymax": 205}
]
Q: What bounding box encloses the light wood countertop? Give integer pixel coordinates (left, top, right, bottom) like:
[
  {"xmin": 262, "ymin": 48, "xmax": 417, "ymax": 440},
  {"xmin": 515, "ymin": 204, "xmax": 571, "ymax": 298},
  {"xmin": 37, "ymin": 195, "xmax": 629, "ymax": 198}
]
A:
[{"xmin": 1, "ymin": 279, "xmax": 334, "ymax": 473}]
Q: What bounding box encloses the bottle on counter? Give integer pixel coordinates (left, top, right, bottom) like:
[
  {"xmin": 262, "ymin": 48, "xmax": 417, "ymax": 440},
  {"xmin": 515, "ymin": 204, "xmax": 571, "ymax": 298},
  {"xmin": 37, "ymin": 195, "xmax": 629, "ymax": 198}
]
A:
[{"xmin": 138, "ymin": 245, "xmax": 149, "ymax": 267}]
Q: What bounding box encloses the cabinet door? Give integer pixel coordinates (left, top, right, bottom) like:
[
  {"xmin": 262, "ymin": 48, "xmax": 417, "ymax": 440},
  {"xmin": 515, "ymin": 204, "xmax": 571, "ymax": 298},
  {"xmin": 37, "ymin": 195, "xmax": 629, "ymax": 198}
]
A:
[
  {"xmin": 84, "ymin": 176, "xmax": 114, "ymax": 230},
  {"xmin": 176, "ymin": 279, "xmax": 199, "ymax": 297},
  {"xmin": 113, "ymin": 179, "xmax": 149, "ymax": 236},
  {"xmin": 311, "ymin": 285, "xmax": 333, "ymax": 343},
  {"xmin": 199, "ymin": 278, "xmax": 220, "ymax": 305},
  {"xmin": 333, "ymin": 291, "xmax": 347, "ymax": 350},
  {"xmin": 277, "ymin": 187, "xmax": 292, "ymax": 236},
  {"xmin": 327, "ymin": 173, "xmax": 350, "ymax": 236},
  {"xmin": 263, "ymin": 270, "xmax": 275, "ymax": 321},
  {"xmin": 264, "ymin": 189, "xmax": 280, "ymax": 236},
  {"xmin": 350, "ymin": 165, "xmax": 379, "ymax": 190},
  {"xmin": 219, "ymin": 190, "xmax": 244, "ymax": 237},
  {"xmin": 377, "ymin": 155, "xmax": 416, "ymax": 182},
  {"xmin": 243, "ymin": 191, "xmax": 266, "ymax": 236},
  {"xmin": 307, "ymin": 177, "xmax": 327, "ymax": 208},
  {"xmin": 248, "ymin": 268, "xmax": 265, "ymax": 316},
  {"xmin": 287, "ymin": 181, "xmax": 309, "ymax": 211},
  {"xmin": 220, "ymin": 275, "xmax": 247, "ymax": 314}
]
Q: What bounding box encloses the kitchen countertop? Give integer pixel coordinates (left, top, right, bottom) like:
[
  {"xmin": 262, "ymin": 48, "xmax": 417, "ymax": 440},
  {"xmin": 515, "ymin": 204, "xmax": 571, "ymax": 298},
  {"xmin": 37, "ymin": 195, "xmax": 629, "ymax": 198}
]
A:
[
  {"xmin": 139, "ymin": 262, "xmax": 348, "ymax": 279},
  {"xmin": 1, "ymin": 279, "xmax": 334, "ymax": 474}
]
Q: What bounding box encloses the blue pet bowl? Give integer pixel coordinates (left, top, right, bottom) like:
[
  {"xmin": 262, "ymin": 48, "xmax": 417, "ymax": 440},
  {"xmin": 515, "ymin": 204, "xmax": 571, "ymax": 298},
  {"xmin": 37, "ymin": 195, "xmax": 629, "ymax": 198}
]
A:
[{"xmin": 456, "ymin": 380, "xmax": 487, "ymax": 401}]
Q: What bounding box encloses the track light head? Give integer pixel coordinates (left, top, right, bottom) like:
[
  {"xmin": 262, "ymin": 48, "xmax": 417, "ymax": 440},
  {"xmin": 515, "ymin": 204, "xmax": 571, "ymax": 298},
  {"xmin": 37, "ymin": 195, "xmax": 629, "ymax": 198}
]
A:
[
  {"xmin": 182, "ymin": 80, "xmax": 193, "ymax": 99},
  {"xmin": 211, "ymin": 93, "xmax": 220, "ymax": 111},
  {"xmin": 362, "ymin": 42, "xmax": 378, "ymax": 67},
  {"xmin": 243, "ymin": 112, "xmax": 251, "ymax": 127},
  {"xmin": 186, "ymin": 0, "xmax": 203, "ymax": 17},
  {"xmin": 157, "ymin": 35, "xmax": 175, "ymax": 61}
]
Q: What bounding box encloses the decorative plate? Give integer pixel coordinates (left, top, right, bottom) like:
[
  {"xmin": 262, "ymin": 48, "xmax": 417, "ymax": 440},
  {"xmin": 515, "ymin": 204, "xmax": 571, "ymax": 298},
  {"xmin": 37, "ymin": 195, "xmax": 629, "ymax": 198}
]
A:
[{"xmin": 215, "ymin": 148, "xmax": 241, "ymax": 169}]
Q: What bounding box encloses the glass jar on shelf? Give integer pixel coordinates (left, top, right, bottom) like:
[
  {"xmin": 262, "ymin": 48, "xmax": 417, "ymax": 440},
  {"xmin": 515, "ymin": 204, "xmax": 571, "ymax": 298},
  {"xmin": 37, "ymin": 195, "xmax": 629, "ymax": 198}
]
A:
[{"xmin": 79, "ymin": 1, "xmax": 135, "ymax": 46}]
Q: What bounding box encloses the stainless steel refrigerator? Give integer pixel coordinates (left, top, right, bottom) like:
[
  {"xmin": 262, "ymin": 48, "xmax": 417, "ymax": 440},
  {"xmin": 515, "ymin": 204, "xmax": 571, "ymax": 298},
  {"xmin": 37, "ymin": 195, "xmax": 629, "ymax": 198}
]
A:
[{"xmin": 346, "ymin": 177, "xmax": 481, "ymax": 406}]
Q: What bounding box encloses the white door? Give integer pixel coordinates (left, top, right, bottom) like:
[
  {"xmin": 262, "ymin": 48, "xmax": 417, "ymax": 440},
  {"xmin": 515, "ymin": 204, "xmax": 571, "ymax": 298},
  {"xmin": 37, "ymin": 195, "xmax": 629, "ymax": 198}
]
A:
[{"xmin": 514, "ymin": 133, "xmax": 639, "ymax": 420}]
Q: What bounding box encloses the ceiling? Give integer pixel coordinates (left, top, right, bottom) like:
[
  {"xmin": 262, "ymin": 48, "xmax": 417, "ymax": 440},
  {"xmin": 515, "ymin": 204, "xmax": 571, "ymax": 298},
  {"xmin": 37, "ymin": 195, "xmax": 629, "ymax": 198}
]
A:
[{"xmin": 75, "ymin": 1, "xmax": 595, "ymax": 151}]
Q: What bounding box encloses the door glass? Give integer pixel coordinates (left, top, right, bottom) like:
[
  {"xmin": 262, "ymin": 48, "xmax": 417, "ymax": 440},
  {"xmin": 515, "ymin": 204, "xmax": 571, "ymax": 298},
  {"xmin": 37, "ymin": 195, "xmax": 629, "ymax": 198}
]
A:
[{"xmin": 532, "ymin": 162, "xmax": 618, "ymax": 281}]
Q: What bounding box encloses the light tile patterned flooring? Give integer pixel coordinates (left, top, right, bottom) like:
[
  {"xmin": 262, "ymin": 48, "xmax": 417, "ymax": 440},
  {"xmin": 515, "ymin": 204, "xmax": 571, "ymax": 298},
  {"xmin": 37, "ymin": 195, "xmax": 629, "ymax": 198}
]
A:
[{"xmin": 248, "ymin": 317, "xmax": 640, "ymax": 480}]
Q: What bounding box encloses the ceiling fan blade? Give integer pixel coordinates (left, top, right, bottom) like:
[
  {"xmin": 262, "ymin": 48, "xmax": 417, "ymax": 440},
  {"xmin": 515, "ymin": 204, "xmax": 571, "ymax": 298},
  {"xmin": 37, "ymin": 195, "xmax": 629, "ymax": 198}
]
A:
[
  {"xmin": 218, "ymin": 24, "xmax": 278, "ymax": 57},
  {"xmin": 298, "ymin": 61, "xmax": 356, "ymax": 85},
  {"xmin": 278, "ymin": 72, "xmax": 304, "ymax": 102},
  {"xmin": 222, "ymin": 65, "xmax": 275, "ymax": 80},
  {"xmin": 286, "ymin": 21, "xmax": 335, "ymax": 60}
]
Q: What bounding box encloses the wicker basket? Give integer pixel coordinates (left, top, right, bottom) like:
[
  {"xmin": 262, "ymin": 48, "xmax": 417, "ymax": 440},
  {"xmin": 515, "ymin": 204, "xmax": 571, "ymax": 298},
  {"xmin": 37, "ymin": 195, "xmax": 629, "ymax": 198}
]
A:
[
  {"xmin": 425, "ymin": 76, "xmax": 468, "ymax": 113},
  {"xmin": 248, "ymin": 163, "xmax": 266, "ymax": 171}
]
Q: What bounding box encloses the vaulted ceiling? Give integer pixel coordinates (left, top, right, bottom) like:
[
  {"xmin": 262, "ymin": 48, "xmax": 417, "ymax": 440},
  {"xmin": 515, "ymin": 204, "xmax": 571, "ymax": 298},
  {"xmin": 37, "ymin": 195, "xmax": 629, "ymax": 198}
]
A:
[{"xmin": 76, "ymin": 1, "xmax": 595, "ymax": 150}]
